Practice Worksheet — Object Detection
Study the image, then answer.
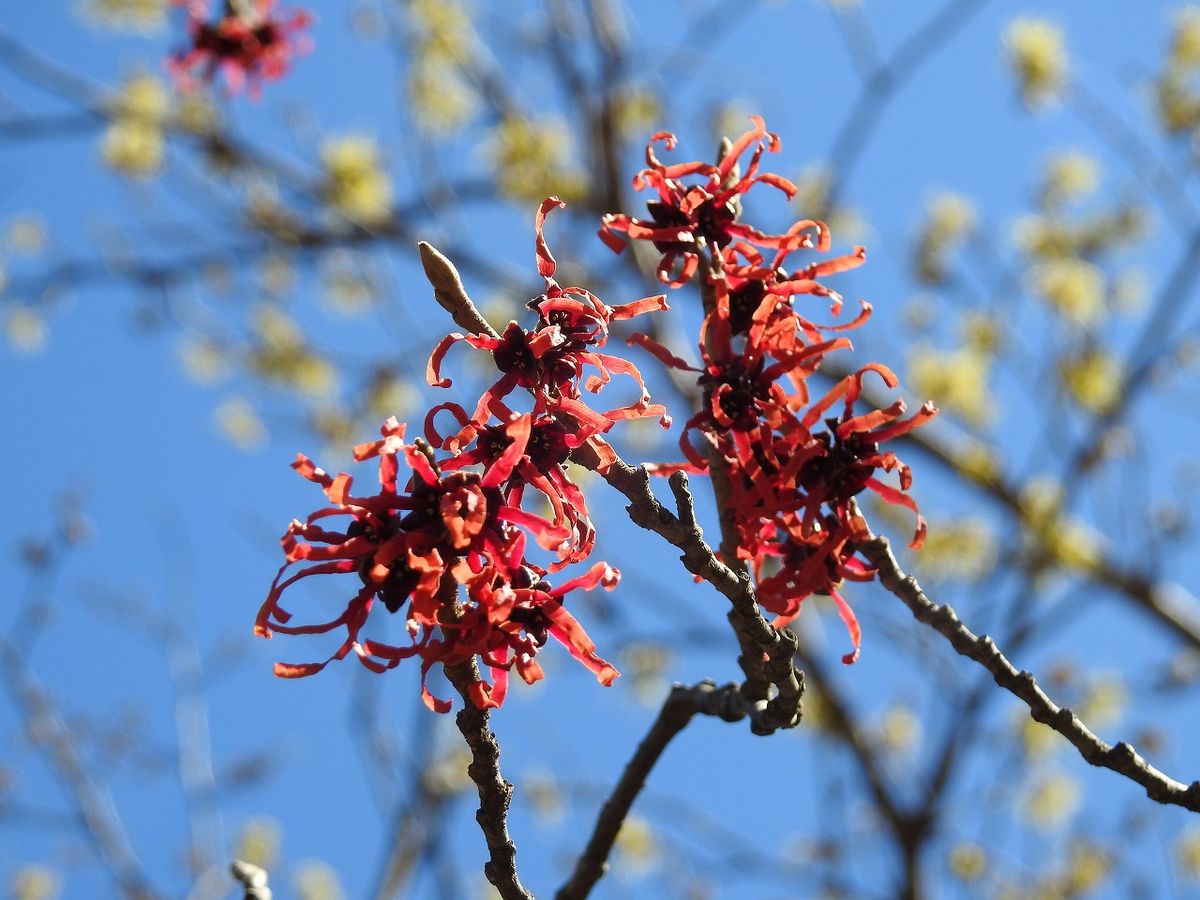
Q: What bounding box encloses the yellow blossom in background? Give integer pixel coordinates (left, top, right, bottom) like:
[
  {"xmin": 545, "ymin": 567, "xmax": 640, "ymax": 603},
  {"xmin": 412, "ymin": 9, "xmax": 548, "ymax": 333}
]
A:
[
  {"xmin": 916, "ymin": 517, "xmax": 997, "ymax": 582},
  {"xmin": 81, "ymin": 0, "xmax": 166, "ymax": 32},
  {"xmin": 1059, "ymin": 349, "xmax": 1122, "ymax": 413},
  {"xmin": 7, "ymin": 216, "xmax": 48, "ymax": 254},
  {"xmin": 1018, "ymin": 476, "xmax": 1104, "ymax": 572},
  {"xmin": 260, "ymin": 254, "xmax": 296, "ymax": 297},
  {"xmin": 489, "ymin": 116, "xmax": 586, "ymax": 204},
  {"xmin": 102, "ymin": 73, "xmax": 169, "ymax": 177},
  {"xmin": 909, "ymin": 346, "xmax": 992, "ymax": 427},
  {"xmin": 1022, "ymin": 772, "xmax": 1080, "ymax": 830},
  {"xmin": 613, "ymin": 87, "xmax": 661, "ymax": 137},
  {"xmin": 948, "ymin": 843, "xmax": 988, "ymax": 882},
  {"xmin": 235, "ymin": 817, "xmax": 282, "ymax": 870},
  {"xmin": 176, "ymin": 91, "xmax": 218, "ymax": 134},
  {"xmin": 249, "ymin": 304, "xmax": 338, "ymax": 398},
  {"xmin": 9, "ymin": 866, "xmax": 60, "ymax": 900},
  {"xmin": 178, "ymin": 337, "xmax": 229, "ymax": 384},
  {"xmin": 1062, "ymin": 843, "xmax": 1111, "ymax": 894},
  {"xmin": 408, "ymin": 59, "xmax": 478, "ymax": 134},
  {"xmin": 614, "ymin": 816, "xmax": 660, "ymax": 876},
  {"xmin": 1154, "ymin": 72, "xmax": 1200, "ymax": 133},
  {"xmin": 915, "ymin": 192, "xmax": 976, "ymax": 283},
  {"xmin": 927, "ymin": 192, "xmax": 976, "ymax": 236},
  {"xmin": 1031, "ymin": 258, "xmax": 1105, "ymax": 325},
  {"xmin": 1177, "ymin": 826, "xmax": 1200, "ymax": 880},
  {"xmin": 959, "ymin": 311, "xmax": 1003, "ymax": 355},
  {"xmin": 321, "ymin": 136, "xmax": 393, "ymax": 227},
  {"xmin": 216, "ymin": 397, "xmax": 267, "ymax": 450},
  {"xmin": 293, "ymin": 861, "xmax": 344, "ymax": 900},
  {"xmin": 1041, "ymin": 151, "xmax": 1099, "ymax": 206},
  {"xmin": 877, "ymin": 704, "xmax": 921, "ymax": 755},
  {"xmin": 953, "ymin": 441, "xmax": 1000, "ymax": 485},
  {"xmin": 1005, "ymin": 17, "xmax": 1067, "ymax": 107},
  {"xmin": 410, "ymin": 0, "xmax": 475, "ymax": 62},
  {"xmin": 1171, "ymin": 7, "xmax": 1200, "ymax": 69},
  {"xmin": 5, "ymin": 307, "xmax": 48, "ymax": 355}
]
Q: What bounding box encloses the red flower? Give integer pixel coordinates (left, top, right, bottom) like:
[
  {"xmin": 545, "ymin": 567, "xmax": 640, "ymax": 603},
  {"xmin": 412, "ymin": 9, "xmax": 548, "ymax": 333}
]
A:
[
  {"xmin": 425, "ymin": 401, "xmax": 600, "ymax": 569},
  {"xmin": 600, "ymin": 116, "xmax": 808, "ymax": 285},
  {"xmin": 256, "ymin": 415, "xmax": 620, "ymax": 710},
  {"xmin": 429, "ymin": 198, "xmax": 671, "ymax": 438},
  {"xmin": 168, "ymin": 0, "xmax": 312, "ymax": 97}
]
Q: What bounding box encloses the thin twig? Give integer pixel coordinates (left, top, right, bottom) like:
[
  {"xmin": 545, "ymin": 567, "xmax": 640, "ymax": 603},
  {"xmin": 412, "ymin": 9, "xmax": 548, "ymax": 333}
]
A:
[
  {"xmin": 555, "ymin": 681, "xmax": 755, "ymax": 900},
  {"xmin": 443, "ymin": 661, "xmax": 533, "ymax": 900},
  {"xmin": 596, "ymin": 462, "xmax": 804, "ymax": 734},
  {"xmin": 860, "ymin": 531, "xmax": 1200, "ymax": 813}
]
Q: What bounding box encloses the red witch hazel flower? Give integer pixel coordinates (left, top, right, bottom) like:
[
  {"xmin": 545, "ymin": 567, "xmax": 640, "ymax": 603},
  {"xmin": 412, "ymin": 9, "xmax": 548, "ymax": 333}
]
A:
[
  {"xmin": 428, "ymin": 197, "xmax": 671, "ymax": 442},
  {"xmin": 599, "ymin": 116, "xmax": 810, "ymax": 286},
  {"xmin": 605, "ymin": 118, "xmax": 938, "ymax": 666},
  {"xmin": 256, "ymin": 415, "xmax": 620, "ymax": 712},
  {"xmin": 168, "ymin": 0, "xmax": 312, "ymax": 97}
]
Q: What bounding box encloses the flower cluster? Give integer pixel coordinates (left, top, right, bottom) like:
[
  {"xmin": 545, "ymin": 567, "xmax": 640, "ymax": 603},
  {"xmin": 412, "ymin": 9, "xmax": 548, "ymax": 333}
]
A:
[
  {"xmin": 167, "ymin": 0, "xmax": 311, "ymax": 97},
  {"xmin": 258, "ymin": 200, "xmax": 669, "ymax": 710},
  {"xmin": 608, "ymin": 118, "xmax": 936, "ymax": 664}
]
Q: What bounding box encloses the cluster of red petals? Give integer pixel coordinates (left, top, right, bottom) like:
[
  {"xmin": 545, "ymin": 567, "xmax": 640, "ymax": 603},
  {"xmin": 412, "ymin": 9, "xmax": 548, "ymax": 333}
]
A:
[
  {"xmin": 168, "ymin": 0, "xmax": 312, "ymax": 97},
  {"xmin": 256, "ymin": 416, "xmax": 620, "ymax": 712},
  {"xmin": 260, "ymin": 199, "xmax": 672, "ymax": 711},
  {"xmin": 600, "ymin": 115, "xmax": 821, "ymax": 286},
  {"xmin": 428, "ymin": 197, "xmax": 671, "ymax": 453},
  {"xmin": 612, "ymin": 118, "xmax": 937, "ymax": 665}
]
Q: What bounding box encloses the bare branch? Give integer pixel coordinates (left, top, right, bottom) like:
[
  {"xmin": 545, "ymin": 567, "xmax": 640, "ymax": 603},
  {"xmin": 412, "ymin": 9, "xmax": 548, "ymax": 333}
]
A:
[
  {"xmin": 443, "ymin": 661, "xmax": 533, "ymax": 900},
  {"xmin": 597, "ymin": 461, "xmax": 804, "ymax": 735},
  {"xmin": 555, "ymin": 681, "xmax": 756, "ymax": 900},
  {"xmin": 860, "ymin": 531, "xmax": 1200, "ymax": 813}
]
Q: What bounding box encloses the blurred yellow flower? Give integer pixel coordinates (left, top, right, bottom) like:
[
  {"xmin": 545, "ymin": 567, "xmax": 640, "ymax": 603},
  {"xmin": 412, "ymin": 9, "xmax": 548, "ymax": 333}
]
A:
[
  {"xmin": 909, "ymin": 346, "xmax": 992, "ymax": 426},
  {"xmin": 178, "ymin": 337, "xmax": 229, "ymax": 384},
  {"xmin": 102, "ymin": 73, "xmax": 169, "ymax": 177},
  {"xmin": 916, "ymin": 517, "xmax": 997, "ymax": 582},
  {"xmin": 1177, "ymin": 826, "xmax": 1200, "ymax": 880},
  {"xmin": 1005, "ymin": 17, "xmax": 1067, "ymax": 106},
  {"xmin": 9, "ymin": 866, "xmax": 60, "ymax": 900},
  {"xmin": 82, "ymin": 0, "xmax": 166, "ymax": 32},
  {"xmin": 236, "ymin": 817, "xmax": 282, "ymax": 869},
  {"xmin": 914, "ymin": 192, "xmax": 976, "ymax": 283},
  {"xmin": 5, "ymin": 307, "xmax": 48, "ymax": 355},
  {"xmin": 614, "ymin": 816, "xmax": 660, "ymax": 876},
  {"xmin": 293, "ymin": 860, "xmax": 344, "ymax": 900},
  {"xmin": 321, "ymin": 136, "xmax": 393, "ymax": 227},
  {"xmin": 216, "ymin": 397, "xmax": 267, "ymax": 450},
  {"xmin": 1042, "ymin": 151, "xmax": 1099, "ymax": 205},
  {"xmin": 1171, "ymin": 7, "xmax": 1200, "ymax": 69},
  {"xmin": 1063, "ymin": 842, "xmax": 1111, "ymax": 894},
  {"xmin": 489, "ymin": 116, "xmax": 586, "ymax": 204},
  {"xmin": 408, "ymin": 60, "xmax": 478, "ymax": 135},
  {"xmin": 1031, "ymin": 258, "xmax": 1105, "ymax": 324},
  {"xmin": 1022, "ymin": 772, "xmax": 1080, "ymax": 829},
  {"xmin": 1059, "ymin": 349, "xmax": 1122, "ymax": 413},
  {"xmin": 948, "ymin": 843, "xmax": 987, "ymax": 882}
]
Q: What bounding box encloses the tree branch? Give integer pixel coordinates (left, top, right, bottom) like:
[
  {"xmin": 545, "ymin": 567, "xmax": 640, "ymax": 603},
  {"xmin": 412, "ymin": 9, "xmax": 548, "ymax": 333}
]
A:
[
  {"xmin": 443, "ymin": 661, "xmax": 533, "ymax": 900},
  {"xmin": 859, "ymin": 531, "xmax": 1200, "ymax": 813},
  {"xmin": 555, "ymin": 680, "xmax": 756, "ymax": 900}
]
